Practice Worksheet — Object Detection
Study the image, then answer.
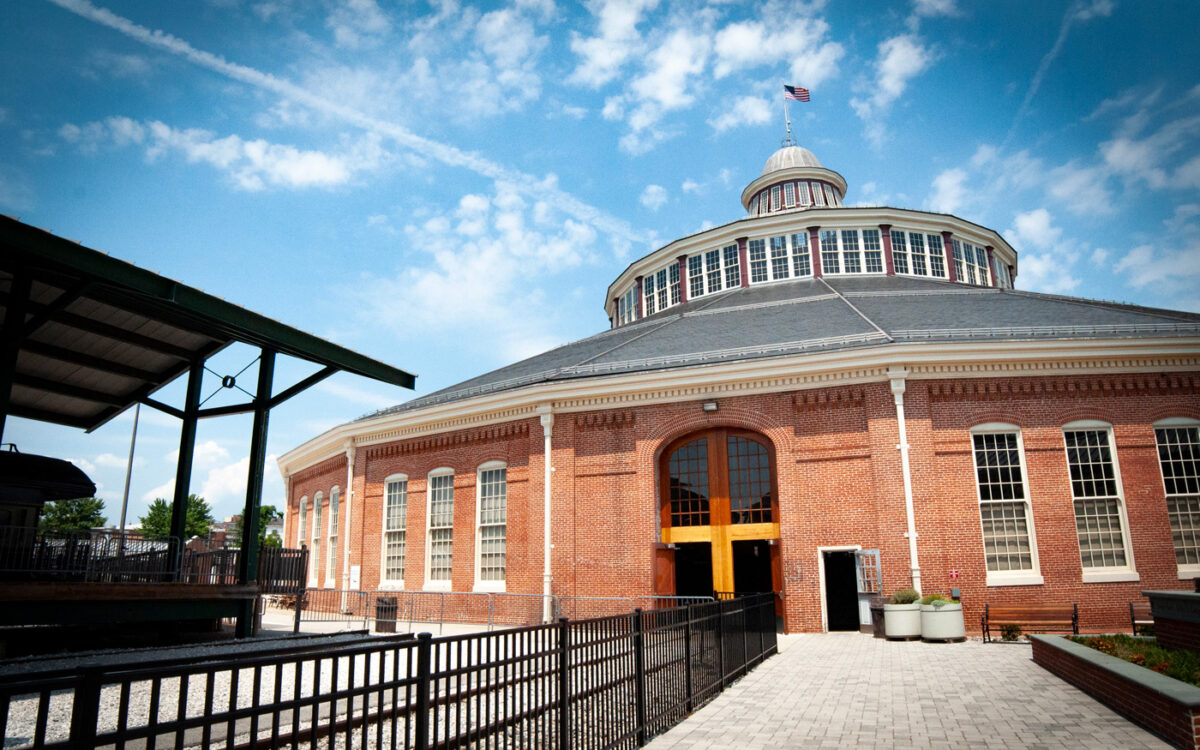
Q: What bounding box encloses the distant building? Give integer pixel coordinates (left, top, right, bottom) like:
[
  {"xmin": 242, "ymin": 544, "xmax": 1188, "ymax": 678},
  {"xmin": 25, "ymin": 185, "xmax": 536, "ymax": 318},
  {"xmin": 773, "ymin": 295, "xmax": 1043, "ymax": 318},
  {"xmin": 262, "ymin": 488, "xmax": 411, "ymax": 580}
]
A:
[{"xmin": 279, "ymin": 144, "xmax": 1200, "ymax": 633}]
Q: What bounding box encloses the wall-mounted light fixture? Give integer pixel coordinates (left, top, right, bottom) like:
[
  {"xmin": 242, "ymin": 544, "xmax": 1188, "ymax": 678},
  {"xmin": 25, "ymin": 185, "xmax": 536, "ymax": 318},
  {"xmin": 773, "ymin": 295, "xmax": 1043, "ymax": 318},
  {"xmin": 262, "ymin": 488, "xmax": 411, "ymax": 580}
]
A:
[{"xmin": 701, "ymin": 401, "xmax": 719, "ymax": 412}]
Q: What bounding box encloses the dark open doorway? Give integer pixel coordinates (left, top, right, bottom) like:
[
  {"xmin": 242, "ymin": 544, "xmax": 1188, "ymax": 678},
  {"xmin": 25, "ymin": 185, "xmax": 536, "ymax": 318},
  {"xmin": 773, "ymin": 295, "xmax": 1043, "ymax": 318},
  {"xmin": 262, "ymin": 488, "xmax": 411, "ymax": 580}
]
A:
[
  {"xmin": 823, "ymin": 550, "xmax": 860, "ymax": 631},
  {"xmin": 673, "ymin": 542, "xmax": 713, "ymax": 597},
  {"xmin": 732, "ymin": 539, "xmax": 773, "ymax": 593}
]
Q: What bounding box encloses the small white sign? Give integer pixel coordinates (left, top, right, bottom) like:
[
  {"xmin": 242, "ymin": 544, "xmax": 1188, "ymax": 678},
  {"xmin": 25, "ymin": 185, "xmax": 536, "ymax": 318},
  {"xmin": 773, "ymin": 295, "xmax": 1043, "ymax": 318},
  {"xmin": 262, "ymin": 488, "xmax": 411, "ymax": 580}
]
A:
[{"xmin": 350, "ymin": 565, "xmax": 361, "ymax": 590}]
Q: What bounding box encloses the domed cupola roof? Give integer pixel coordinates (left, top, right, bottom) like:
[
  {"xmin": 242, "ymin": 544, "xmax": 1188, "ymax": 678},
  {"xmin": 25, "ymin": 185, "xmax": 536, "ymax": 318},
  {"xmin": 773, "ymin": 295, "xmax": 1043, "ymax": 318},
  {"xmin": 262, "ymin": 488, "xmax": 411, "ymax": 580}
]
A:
[
  {"xmin": 741, "ymin": 142, "xmax": 848, "ymax": 215},
  {"xmin": 761, "ymin": 145, "xmax": 823, "ymax": 175}
]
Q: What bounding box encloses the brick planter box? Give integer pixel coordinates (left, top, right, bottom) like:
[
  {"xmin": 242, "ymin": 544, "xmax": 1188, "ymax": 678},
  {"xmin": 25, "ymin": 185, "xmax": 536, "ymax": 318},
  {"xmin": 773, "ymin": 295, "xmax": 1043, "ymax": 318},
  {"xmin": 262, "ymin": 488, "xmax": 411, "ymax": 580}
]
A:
[{"xmin": 1032, "ymin": 634, "xmax": 1200, "ymax": 749}]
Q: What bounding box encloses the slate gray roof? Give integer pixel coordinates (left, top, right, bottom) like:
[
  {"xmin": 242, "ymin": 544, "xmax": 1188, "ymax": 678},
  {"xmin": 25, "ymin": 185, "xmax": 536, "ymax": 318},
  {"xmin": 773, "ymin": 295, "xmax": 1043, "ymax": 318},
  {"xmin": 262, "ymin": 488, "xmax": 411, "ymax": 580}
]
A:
[{"xmin": 363, "ymin": 276, "xmax": 1200, "ymax": 421}]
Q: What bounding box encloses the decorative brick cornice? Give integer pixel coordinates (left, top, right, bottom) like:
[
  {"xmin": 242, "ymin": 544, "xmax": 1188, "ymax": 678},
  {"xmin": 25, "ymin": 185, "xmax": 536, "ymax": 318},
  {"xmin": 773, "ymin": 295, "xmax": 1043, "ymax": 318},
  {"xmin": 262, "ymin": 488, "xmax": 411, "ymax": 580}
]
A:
[
  {"xmin": 574, "ymin": 410, "xmax": 636, "ymax": 430},
  {"xmin": 291, "ymin": 454, "xmax": 346, "ymax": 485},
  {"xmin": 793, "ymin": 386, "xmax": 866, "ymax": 412},
  {"xmin": 365, "ymin": 422, "xmax": 529, "ymax": 458},
  {"xmin": 928, "ymin": 374, "xmax": 1200, "ymax": 402}
]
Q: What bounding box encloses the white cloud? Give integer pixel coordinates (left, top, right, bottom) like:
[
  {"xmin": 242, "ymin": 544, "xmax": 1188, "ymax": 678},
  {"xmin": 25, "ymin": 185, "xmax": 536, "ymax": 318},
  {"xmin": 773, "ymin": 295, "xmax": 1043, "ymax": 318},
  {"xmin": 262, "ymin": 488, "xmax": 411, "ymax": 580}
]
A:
[
  {"xmin": 568, "ymin": 0, "xmax": 659, "ymax": 87},
  {"xmin": 61, "ymin": 116, "xmax": 394, "ymax": 191},
  {"xmin": 926, "ymin": 168, "xmax": 968, "ymax": 214},
  {"xmin": 94, "ymin": 452, "xmax": 140, "ymax": 469},
  {"xmin": 639, "ymin": 184, "xmax": 667, "ymax": 210},
  {"xmin": 708, "ymin": 95, "xmax": 770, "ymax": 133},
  {"xmin": 1015, "ymin": 251, "xmax": 1080, "ymax": 295},
  {"xmin": 1114, "ymin": 242, "xmax": 1200, "ymax": 297},
  {"xmin": 82, "ymin": 49, "xmax": 153, "ymax": 79},
  {"xmin": 352, "ymin": 180, "xmax": 601, "ymax": 363},
  {"xmin": 712, "ymin": 16, "xmax": 844, "ymax": 85},
  {"xmin": 850, "ymin": 34, "xmax": 933, "ymax": 146},
  {"xmin": 681, "ymin": 179, "xmax": 702, "ymax": 194},
  {"xmin": 1089, "ymin": 247, "xmax": 1109, "ymax": 266},
  {"xmin": 1045, "ymin": 161, "xmax": 1113, "ymax": 215},
  {"xmin": 1003, "ymin": 0, "xmax": 1114, "ymax": 148},
  {"xmin": 142, "ymin": 477, "xmax": 174, "ymax": 503},
  {"xmin": 48, "ymin": 0, "xmax": 647, "ymax": 247},
  {"xmin": 326, "ymin": 0, "xmax": 391, "ymax": 48},
  {"xmin": 315, "ymin": 380, "xmax": 402, "ymax": 411},
  {"xmin": 1010, "ymin": 208, "xmax": 1062, "ymax": 250},
  {"xmin": 70, "ymin": 457, "xmax": 97, "ymax": 475},
  {"xmin": 911, "ymin": 0, "xmax": 958, "ymax": 18}
]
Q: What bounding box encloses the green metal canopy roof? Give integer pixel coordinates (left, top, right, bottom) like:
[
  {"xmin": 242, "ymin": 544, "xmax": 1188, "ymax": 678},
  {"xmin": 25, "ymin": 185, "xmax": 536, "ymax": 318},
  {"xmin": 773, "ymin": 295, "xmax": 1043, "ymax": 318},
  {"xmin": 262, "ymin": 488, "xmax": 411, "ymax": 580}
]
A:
[{"xmin": 0, "ymin": 214, "xmax": 416, "ymax": 432}]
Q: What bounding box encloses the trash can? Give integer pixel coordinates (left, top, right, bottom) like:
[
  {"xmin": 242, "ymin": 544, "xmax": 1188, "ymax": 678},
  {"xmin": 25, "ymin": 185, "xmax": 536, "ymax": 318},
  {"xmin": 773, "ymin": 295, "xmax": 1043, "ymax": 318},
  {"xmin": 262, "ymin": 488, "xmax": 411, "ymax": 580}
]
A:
[
  {"xmin": 375, "ymin": 596, "xmax": 398, "ymax": 633},
  {"xmin": 869, "ymin": 595, "xmax": 887, "ymax": 639}
]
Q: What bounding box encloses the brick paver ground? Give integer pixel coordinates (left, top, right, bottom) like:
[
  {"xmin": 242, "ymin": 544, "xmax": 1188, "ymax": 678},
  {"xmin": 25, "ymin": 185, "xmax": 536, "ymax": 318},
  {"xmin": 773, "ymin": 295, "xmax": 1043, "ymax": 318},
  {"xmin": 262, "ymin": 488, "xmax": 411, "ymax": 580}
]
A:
[{"xmin": 645, "ymin": 632, "xmax": 1170, "ymax": 749}]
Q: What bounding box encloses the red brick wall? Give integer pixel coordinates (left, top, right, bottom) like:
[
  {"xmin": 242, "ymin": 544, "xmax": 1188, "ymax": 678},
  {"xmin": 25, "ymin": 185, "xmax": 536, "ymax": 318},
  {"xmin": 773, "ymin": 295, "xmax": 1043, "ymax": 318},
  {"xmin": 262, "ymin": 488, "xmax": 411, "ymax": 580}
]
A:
[
  {"xmin": 288, "ymin": 454, "xmax": 346, "ymax": 590},
  {"xmin": 285, "ymin": 372, "xmax": 1200, "ymax": 633},
  {"xmin": 1032, "ymin": 636, "xmax": 1200, "ymax": 749}
]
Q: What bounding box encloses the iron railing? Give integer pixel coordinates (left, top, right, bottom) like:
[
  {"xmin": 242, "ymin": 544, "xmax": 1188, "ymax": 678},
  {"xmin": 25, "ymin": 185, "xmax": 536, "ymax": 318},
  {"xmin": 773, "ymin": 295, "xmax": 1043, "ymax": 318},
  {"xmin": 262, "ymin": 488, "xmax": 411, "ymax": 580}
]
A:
[
  {"xmin": 0, "ymin": 528, "xmax": 176, "ymax": 582},
  {"xmin": 0, "ymin": 593, "xmax": 777, "ymax": 749},
  {"xmin": 0, "ymin": 530, "xmax": 308, "ymax": 594}
]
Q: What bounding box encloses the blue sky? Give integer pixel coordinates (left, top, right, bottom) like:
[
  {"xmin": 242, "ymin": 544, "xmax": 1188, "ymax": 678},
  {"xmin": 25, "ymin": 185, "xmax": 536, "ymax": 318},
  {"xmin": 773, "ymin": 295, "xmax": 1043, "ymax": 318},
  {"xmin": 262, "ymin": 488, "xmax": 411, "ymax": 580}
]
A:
[{"xmin": 3, "ymin": 0, "xmax": 1199, "ymax": 526}]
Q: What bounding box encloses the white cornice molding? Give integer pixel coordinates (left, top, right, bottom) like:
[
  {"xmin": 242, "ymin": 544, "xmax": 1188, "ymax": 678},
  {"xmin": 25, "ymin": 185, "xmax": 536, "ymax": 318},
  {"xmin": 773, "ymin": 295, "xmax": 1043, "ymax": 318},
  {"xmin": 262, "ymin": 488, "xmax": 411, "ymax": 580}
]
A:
[
  {"xmin": 604, "ymin": 206, "xmax": 1017, "ymax": 312},
  {"xmin": 276, "ymin": 336, "xmax": 1200, "ymax": 475}
]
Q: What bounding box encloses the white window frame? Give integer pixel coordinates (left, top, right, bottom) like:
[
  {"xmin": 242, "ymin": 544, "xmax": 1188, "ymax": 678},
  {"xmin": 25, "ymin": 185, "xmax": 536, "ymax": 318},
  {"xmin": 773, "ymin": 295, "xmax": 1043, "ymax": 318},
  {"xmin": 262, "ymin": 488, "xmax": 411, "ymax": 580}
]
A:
[
  {"xmin": 424, "ymin": 469, "xmax": 455, "ymax": 591},
  {"xmin": 970, "ymin": 423, "xmax": 1044, "ymax": 587},
  {"xmin": 1062, "ymin": 420, "xmax": 1138, "ymax": 583},
  {"xmin": 770, "ymin": 185, "xmax": 781, "ymax": 212},
  {"xmin": 381, "ymin": 473, "xmax": 408, "ymax": 589},
  {"xmin": 326, "ymin": 486, "xmax": 339, "ymax": 586},
  {"xmin": 783, "ymin": 182, "xmax": 795, "ymax": 208},
  {"xmin": 797, "ymin": 181, "xmax": 811, "ymax": 207},
  {"xmin": 309, "ymin": 491, "xmax": 322, "ymax": 587},
  {"xmin": 474, "ymin": 461, "xmax": 508, "ymax": 592},
  {"xmin": 811, "ymin": 181, "xmax": 826, "ymax": 207},
  {"xmin": 1153, "ymin": 417, "xmax": 1200, "ymax": 580}
]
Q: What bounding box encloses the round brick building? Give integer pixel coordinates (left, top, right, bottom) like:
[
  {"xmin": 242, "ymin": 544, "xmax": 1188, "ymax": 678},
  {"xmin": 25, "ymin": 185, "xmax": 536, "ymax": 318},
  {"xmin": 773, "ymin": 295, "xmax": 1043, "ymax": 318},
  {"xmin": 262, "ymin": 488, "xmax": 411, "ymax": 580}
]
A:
[{"xmin": 279, "ymin": 144, "xmax": 1200, "ymax": 633}]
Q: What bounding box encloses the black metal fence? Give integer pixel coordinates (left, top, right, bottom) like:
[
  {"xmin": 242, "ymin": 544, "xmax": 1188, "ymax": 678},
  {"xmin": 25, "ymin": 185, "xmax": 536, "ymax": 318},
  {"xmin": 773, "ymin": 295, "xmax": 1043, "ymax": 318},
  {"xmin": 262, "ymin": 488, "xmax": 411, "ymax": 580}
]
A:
[{"xmin": 0, "ymin": 593, "xmax": 776, "ymax": 749}]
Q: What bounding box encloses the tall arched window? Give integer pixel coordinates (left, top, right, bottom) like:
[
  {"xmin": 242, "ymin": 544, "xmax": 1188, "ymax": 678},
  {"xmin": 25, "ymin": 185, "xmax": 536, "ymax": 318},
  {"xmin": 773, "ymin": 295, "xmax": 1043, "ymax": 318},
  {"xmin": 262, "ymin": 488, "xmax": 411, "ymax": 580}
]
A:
[
  {"xmin": 326, "ymin": 486, "xmax": 340, "ymax": 585},
  {"xmin": 1154, "ymin": 417, "xmax": 1200, "ymax": 576},
  {"xmin": 382, "ymin": 474, "xmax": 408, "ymax": 587},
  {"xmin": 425, "ymin": 469, "xmax": 454, "ymax": 590},
  {"xmin": 310, "ymin": 491, "xmax": 322, "ymax": 586},
  {"xmin": 475, "ymin": 461, "xmax": 508, "ymax": 591}
]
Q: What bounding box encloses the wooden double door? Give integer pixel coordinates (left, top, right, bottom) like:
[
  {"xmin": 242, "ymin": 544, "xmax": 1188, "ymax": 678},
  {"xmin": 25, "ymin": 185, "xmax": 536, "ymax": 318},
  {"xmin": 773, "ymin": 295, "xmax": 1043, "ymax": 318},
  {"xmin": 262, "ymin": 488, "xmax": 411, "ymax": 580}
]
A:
[{"xmin": 654, "ymin": 428, "xmax": 782, "ymax": 600}]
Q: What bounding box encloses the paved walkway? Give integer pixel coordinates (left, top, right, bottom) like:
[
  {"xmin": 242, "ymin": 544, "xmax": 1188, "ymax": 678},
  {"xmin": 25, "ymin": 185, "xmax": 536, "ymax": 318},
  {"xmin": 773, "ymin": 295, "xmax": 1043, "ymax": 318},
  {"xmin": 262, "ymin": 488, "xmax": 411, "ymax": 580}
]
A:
[{"xmin": 646, "ymin": 633, "xmax": 1169, "ymax": 749}]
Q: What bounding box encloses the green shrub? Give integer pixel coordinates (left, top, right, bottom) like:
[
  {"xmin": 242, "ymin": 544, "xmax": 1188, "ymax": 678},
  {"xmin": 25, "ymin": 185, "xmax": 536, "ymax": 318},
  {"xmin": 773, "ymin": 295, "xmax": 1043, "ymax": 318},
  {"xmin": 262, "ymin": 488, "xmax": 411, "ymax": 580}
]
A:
[
  {"xmin": 889, "ymin": 588, "xmax": 920, "ymax": 605},
  {"xmin": 919, "ymin": 593, "xmax": 946, "ymax": 606},
  {"xmin": 1001, "ymin": 624, "xmax": 1022, "ymax": 641}
]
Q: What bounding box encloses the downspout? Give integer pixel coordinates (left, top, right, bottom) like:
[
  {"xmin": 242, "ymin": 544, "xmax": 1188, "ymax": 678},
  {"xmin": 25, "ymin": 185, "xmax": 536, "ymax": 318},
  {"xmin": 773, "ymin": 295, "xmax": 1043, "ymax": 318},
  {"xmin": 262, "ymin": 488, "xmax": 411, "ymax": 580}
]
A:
[
  {"xmin": 889, "ymin": 367, "xmax": 921, "ymax": 594},
  {"xmin": 537, "ymin": 404, "xmax": 555, "ymax": 622},
  {"xmin": 343, "ymin": 440, "xmax": 355, "ymax": 599}
]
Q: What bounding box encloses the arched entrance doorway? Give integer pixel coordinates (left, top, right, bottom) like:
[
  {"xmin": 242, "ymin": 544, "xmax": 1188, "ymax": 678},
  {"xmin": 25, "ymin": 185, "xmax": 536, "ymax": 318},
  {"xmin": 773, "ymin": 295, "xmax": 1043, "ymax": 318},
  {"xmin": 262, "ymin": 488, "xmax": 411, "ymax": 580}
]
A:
[{"xmin": 656, "ymin": 428, "xmax": 781, "ymax": 600}]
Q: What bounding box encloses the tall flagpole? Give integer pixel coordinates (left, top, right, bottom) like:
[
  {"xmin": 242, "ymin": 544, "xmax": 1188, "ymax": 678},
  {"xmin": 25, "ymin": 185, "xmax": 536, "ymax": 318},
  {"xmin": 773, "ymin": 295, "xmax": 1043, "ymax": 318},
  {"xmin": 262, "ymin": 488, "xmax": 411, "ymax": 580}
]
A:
[
  {"xmin": 782, "ymin": 82, "xmax": 792, "ymax": 146},
  {"xmin": 118, "ymin": 402, "xmax": 140, "ymax": 557}
]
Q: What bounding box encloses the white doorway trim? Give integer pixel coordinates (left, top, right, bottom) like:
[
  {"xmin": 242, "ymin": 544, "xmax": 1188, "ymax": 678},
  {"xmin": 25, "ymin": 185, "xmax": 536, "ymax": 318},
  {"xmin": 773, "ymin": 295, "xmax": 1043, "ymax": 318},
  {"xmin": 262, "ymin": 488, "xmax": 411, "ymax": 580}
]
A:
[{"xmin": 817, "ymin": 545, "xmax": 862, "ymax": 633}]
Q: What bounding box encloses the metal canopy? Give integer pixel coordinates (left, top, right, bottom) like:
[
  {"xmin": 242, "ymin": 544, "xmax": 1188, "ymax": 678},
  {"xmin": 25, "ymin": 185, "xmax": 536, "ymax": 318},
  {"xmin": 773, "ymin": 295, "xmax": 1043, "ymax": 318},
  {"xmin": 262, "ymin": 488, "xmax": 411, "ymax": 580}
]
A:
[
  {"xmin": 0, "ymin": 214, "xmax": 415, "ymax": 432},
  {"xmin": 0, "ymin": 214, "xmax": 417, "ymax": 638}
]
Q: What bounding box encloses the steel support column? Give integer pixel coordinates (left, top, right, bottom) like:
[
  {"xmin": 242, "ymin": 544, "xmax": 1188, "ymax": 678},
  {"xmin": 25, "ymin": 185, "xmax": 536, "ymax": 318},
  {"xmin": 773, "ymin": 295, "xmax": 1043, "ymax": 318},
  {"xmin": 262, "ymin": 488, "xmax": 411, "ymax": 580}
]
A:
[
  {"xmin": 169, "ymin": 360, "xmax": 204, "ymax": 576},
  {"xmin": 236, "ymin": 349, "xmax": 275, "ymax": 637}
]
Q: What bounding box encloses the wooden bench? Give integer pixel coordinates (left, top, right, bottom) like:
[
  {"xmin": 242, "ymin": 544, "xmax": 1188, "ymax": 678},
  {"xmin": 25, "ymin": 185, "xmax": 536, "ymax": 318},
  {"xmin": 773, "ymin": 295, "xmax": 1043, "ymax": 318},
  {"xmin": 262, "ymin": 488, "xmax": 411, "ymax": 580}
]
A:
[
  {"xmin": 1130, "ymin": 601, "xmax": 1153, "ymax": 635},
  {"xmin": 981, "ymin": 603, "xmax": 1078, "ymax": 642}
]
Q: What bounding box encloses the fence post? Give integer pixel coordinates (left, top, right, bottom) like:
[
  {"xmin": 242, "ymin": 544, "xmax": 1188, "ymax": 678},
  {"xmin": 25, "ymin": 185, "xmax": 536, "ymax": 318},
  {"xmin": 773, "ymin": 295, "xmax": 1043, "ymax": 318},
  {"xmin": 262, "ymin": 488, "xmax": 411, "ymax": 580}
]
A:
[
  {"xmin": 69, "ymin": 667, "xmax": 102, "ymax": 749},
  {"xmin": 558, "ymin": 617, "xmax": 571, "ymax": 750},
  {"xmin": 716, "ymin": 600, "xmax": 726, "ymax": 689},
  {"xmin": 683, "ymin": 605, "xmax": 694, "ymax": 713},
  {"xmin": 415, "ymin": 632, "xmax": 432, "ymax": 749},
  {"xmin": 632, "ymin": 608, "xmax": 647, "ymax": 746}
]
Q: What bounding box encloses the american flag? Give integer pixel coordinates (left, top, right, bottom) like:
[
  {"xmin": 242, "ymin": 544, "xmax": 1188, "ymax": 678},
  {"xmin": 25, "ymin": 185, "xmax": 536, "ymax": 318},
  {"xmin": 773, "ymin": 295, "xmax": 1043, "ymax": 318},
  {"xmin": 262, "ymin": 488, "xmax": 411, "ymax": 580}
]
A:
[{"xmin": 783, "ymin": 85, "xmax": 810, "ymax": 102}]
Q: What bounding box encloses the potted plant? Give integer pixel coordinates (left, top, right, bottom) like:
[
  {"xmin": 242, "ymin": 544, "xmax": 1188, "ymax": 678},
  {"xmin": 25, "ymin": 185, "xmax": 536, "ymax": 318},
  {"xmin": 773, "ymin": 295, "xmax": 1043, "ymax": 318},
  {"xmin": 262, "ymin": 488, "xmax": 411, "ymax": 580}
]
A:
[
  {"xmin": 883, "ymin": 588, "xmax": 921, "ymax": 640},
  {"xmin": 920, "ymin": 593, "xmax": 965, "ymax": 642}
]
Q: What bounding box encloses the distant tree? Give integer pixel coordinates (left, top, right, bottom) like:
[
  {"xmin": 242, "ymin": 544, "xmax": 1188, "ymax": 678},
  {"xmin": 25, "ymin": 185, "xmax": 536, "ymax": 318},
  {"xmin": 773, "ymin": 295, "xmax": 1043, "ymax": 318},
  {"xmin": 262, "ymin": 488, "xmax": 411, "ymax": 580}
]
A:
[
  {"xmin": 138, "ymin": 494, "xmax": 214, "ymax": 540},
  {"xmin": 231, "ymin": 505, "xmax": 283, "ymax": 549},
  {"xmin": 38, "ymin": 497, "xmax": 106, "ymax": 532}
]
